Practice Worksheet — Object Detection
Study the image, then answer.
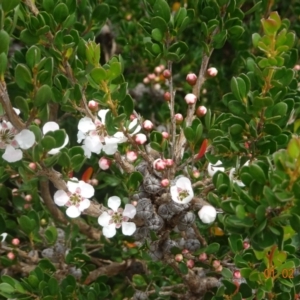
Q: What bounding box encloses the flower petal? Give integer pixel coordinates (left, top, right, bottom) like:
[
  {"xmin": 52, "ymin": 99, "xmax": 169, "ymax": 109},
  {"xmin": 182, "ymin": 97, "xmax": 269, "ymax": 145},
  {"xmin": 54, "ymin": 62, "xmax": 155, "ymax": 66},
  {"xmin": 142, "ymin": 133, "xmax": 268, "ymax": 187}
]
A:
[
  {"xmin": 78, "ymin": 181, "xmax": 94, "ymax": 198},
  {"xmin": 67, "ymin": 178, "xmax": 79, "ymax": 193},
  {"xmin": 84, "ymin": 136, "xmax": 103, "ymax": 154},
  {"xmin": 98, "ymin": 109, "xmax": 109, "ymax": 124},
  {"xmin": 42, "ymin": 122, "xmax": 60, "ymax": 134},
  {"xmin": 14, "ymin": 130, "xmax": 35, "ymax": 149},
  {"xmin": 13, "ymin": 107, "xmax": 20, "ymax": 115},
  {"xmin": 229, "ymin": 168, "xmax": 245, "ymax": 187},
  {"xmin": 128, "ymin": 118, "xmax": 141, "ymax": 135},
  {"xmin": 82, "ymin": 144, "xmax": 92, "ymax": 158},
  {"xmin": 122, "ymin": 222, "xmax": 136, "ymax": 236},
  {"xmin": 102, "ymin": 143, "xmax": 118, "ymax": 155},
  {"xmin": 113, "ymin": 131, "xmax": 127, "ymax": 143},
  {"xmin": 98, "ymin": 211, "xmax": 112, "ymax": 226},
  {"xmin": 66, "ymin": 206, "xmax": 81, "ymax": 218},
  {"xmin": 78, "ymin": 199, "xmax": 90, "ymax": 211},
  {"xmin": 2, "ymin": 145, "xmax": 22, "ymax": 162},
  {"xmin": 198, "ymin": 205, "xmax": 217, "ymax": 224},
  {"xmin": 103, "ymin": 224, "xmax": 117, "ymax": 238},
  {"xmin": 54, "ymin": 190, "xmax": 69, "ymax": 206},
  {"xmin": 78, "ymin": 117, "xmax": 96, "ymax": 133},
  {"xmin": 107, "ymin": 196, "xmax": 121, "ymax": 211},
  {"xmin": 123, "ymin": 204, "xmax": 136, "ymax": 219},
  {"xmin": 208, "ymin": 160, "xmax": 224, "ymax": 177},
  {"xmin": 77, "ymin": 130, "xmax": 86, "ymax": 143}
]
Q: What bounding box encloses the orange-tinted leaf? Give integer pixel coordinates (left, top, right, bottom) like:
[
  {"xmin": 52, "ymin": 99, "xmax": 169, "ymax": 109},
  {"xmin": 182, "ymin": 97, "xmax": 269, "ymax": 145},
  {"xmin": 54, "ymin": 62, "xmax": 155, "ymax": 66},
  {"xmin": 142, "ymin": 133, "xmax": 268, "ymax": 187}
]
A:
[
  {"xmin": 196, "ymin": 139, "xmax": 208, "ymax": 159},
  {"xmin": 82, "ymin": 167, "xmax": 93, "ymax": 182}
]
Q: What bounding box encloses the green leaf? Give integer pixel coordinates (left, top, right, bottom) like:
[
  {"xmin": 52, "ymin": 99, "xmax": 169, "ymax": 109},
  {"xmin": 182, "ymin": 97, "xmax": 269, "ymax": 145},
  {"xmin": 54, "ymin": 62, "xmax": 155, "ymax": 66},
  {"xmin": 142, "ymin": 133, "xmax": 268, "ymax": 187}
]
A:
[
  {"xmin": 35, "ymin": 85, "xmax": 53, "ymax": 107},
  {"xmin": 26, "ymin": 46, "xmax": 41, "ymax": 68},
  {"xmin": 90, "ymin": 67, "xmax": 107, "ymax": 82},
  {"xmin": 212, "ymin": 30, "xmax": 227, "ymax": 49},
  {"xmin": 53, "ymin": 3, "xmax": 69, "ymax": 23},
  {"xmin": 41, "ymin": 136, "xmax": 56, "ymax": 151},
  {"xmin": 153, "ymin": 0, "xmax": 170, "ymax": 23},
  {"xmin": 92, "ymin": 4, "xmax": 110, "ymax": 22},
  {"xmin": 151, "ymin": 28, "xmax": 163, "ymax": 42},
  {"xmin": 0, "ymin": 53, "xmax": 8, "ymax": 77},
  {"xmin": 178, "ymin": 262, "xmax": 188, "ymax": 274},
  {"xmin": 150, "ymin": 142, "xmax": 162, "ymax": 152},
  {"xmin": 184, "ymin": 127, "xmax": 195, "ymax": 143},
  {"xmin": 228, "ymin": 25, "xmax": 244, "ymax": 39},
  {"xmin": 15, "ymin": 64, "xmax": 32, "ymax": 89},
  {"xmin": 132, "ymin": 274, "xmax": 147, "ymax": 287},
  {"xmin": 287, "ymin": 138, "xmax": 300, "ymax": 159},
  {"xmin": 46, "ymin": 129, "xmax": 66, "ymax": 148},
  {"xmin": 127, "ymin": 172, "xmax": 143, "ymax": 191},
  {"xmin": 1, "ymin": 0, "xmax": 20, "ymax": 12},
  {"xmin": 0, "ymin": 30, "xmax": 10, "ymax": 55},
  {"xmin": 174, "ymin": 7, "xmax": 187, "ymax": 28},
  {"xmin": 122, "ymin": 94, "xmax": 134, "ymax": 117},
  {"xmin": 42, "ymin": 0, "xmax": 55, "ymax": 11},
  {"xmin": 253, "ymin": 96, "xmax": 273, "ymax": 108},
  {"xmin": 45, "ymin": 226, "xmax": 58, "ymax": 244},
  {"xmin": 0, "ymin": 283, "xmax": 14, "ymax": 294},
  {"xmin": 228, "ymin": 234, "xmax": 243, "ymax": 253},
  {"xmin": 44, "ymin": 153, "xmax": 60, "ymax": 167},
  {"xmin": 108, "ymin": 62, "xmax": 121, "ymax": 80},
  {"xmin": 151, "ymin": 16, "xmax": 168, "ymax": 34},
  {"xmin": 18, "ymin": 215, "xmax": 36, "ymax": 235},
  {"xmin": 230, "ymin": 77, "xmax": 241, "ymax": 101},
  {"xmin": 205, "ymin": 242, "xmax": 220, "ymax": 254}
]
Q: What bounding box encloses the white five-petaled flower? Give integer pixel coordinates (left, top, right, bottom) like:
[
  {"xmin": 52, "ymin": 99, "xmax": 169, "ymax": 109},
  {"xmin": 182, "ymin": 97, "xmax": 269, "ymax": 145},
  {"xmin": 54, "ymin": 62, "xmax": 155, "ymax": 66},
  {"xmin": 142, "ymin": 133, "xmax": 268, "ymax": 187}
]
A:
[
  {"xmin": 198, "ymin": 205, "xmax": 217, "ymax": 224},
  {"xmin": 77, "ymin": 109, "xmax": 141, "ymax": 158},
  {"xmin": 229, "ymin": 160, "xmax": 250, "ymax": 187},
  {"xmin": 98, "ymin": 196, "xmax": 136, "ymax": 238},
  {"xmin": 0, "ymin": 120, "xmax": 35, "ymax": 163},
  {"xmin": 54, "ymin": 178, "xmax": 94, "ymax": 218},
  {"xmin": 207, "ymin": 160, "xmax": 225, "ymax": 177},
  {"xmin": 42, "ymin": 122, "xmax": 69, "ymax": 155},
  {"xmin": 170, "ymin": 177, "xmax": 194, "ymax": 204}
]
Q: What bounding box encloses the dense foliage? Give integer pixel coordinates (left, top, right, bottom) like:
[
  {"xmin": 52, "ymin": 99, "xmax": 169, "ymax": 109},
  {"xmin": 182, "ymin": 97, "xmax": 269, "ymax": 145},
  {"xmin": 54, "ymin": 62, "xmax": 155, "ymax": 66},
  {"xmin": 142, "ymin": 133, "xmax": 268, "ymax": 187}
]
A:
[{"xmin": 0, "ymin": 0, "xmax": 300, "ymax": 299}]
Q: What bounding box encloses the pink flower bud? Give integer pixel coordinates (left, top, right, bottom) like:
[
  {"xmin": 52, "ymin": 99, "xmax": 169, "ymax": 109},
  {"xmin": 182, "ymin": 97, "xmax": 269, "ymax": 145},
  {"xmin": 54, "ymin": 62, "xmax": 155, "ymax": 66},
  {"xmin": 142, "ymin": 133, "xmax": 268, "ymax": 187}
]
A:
[
  {"xmin": 212, "ymin": 260, "xmax": 221, "ymax": 269},
  {"xmin": 161, "ymin": 179, "xmax": 170, "ymax": 187},
  {"xmin": 89, "ymin": 179, "xmax": 99, "ymax": 186},
  {"xmin": 186, "ymin": 259, "xmax": 195, "ymax": 269},
  {"xmin": 130, "ymin": 114, "xmax": 136, "ymax": 121},
  {"xmin": 202, "ymin": 88, "xmax": 207, "ymax": 94},
  {"xmin": 12, "ymin": 188, "xmax": 18, "ymax": 196},
  {"xmin": 126, "ymin": 151, "xmax": 138, "ymax": 162},
  {"xmin": 186, "ymin": 73, "xmax": 197, "ymax": 86},
  {"xmin": 244, "ymin": 142, "xmax": 249, "ymax": 149},
  {"xmin": 162, "ymin": 131, "xmax": 169, "ymax": 139},
  {"xmin": 175, "ymin": 113, "xmax": 183, "ymax": 124},
  {"xmin": 25, "ymin": 195, "xmax": 32, "ymax": 202},
  {"xmin": 155, "ymin": 66, "xmax": 162, "ymax": 74},
  {"xmin": 207, "ymin": 67, "xmax": 218, "ymax": 77},
  {"xmin": 34, "ymin": 119, "xmax": 41, "ymax": 125},
  {"xmin": 131, "ymin": 200, "xmax": 138, "ymax": 206},
  {"xmin": 175, "ymin": 254, "xmax": 183, "ymax": 262},
  {"xmin": 143, "ymin": 120, "xmax": 154, "ymax": 131},
  {"xmin": 12, "ymin": 238, "xmax": 20, "ymax": 246},
  {"xmin": 233, "ymin": 270, "xmax": 241, "ymax": 279},
  {"xmin": 159, "ymin": 64, "xmax": 165, "ymax": 71},
  {"xmin": 99, "ymin": 157, "xmax": 111, "ymax": 170},
  {"xmin": 28, "ymin": 162, "xmax": 36, "ymax": 170},
  {"xmin": 88, "ymin": 100, "xmax": 99, "ymax": 111},
  {"xmin": 164, "ymin": 159, "xmax": 174, "ymax": 167},
  {"xmin": 182, "ymin": 249, "xmax": 189, "ymax": 254},
  {"xmin": 198, "ymin": 253, "xmax": 207, "ymax": 261},
  {"xmin": 148, "ymin": 73, "xmax": 156, "ymax": 80},
  {"xmin": 294, "ymin": 65, "xmax": 300, "ymax": 71},
  {"xmin": 193, "ymin": 170, "xmax": 200, "ymax": 178},
  {"xmin": 24, "ymin": 204, "xmax": 31, "ymax": 209},
  {"xmin": 185, "ymin": 93, "xmax": 197, "ymax": 105},
  {"xmin": 243, "ymin": 241, "xmax": 250, "ymax": 249},
  {"xmin": 163, "ymin": 69, "xmax": 171, "ymax": 79},
  {"xmin": 196, "ymin": 106, "xmax": 207, "ymax": 117},
  {"xmin": 164, "ymin": 91, "xmax": 171, "ymax": 101},
  {"xmin": 135, "ymin": 133, "xmax": 147, "ymax": 145},
  {"xmin": 154, "ymin": 83, "xmax": 161, "ymax": 90},
  {"xmin": 143, "ymin": 77, "xmax": 150, "ymax": 84},
  {"xmin": 215, "ymin": 265, "xmax": 223, "ymax": 272},
  {"xmin": 7, "ymin": 252, "xmax": 15, "ymax": 260},
  {"xmin": 153, "ymin": 158, "xmax": 166, "ymax": 171}
]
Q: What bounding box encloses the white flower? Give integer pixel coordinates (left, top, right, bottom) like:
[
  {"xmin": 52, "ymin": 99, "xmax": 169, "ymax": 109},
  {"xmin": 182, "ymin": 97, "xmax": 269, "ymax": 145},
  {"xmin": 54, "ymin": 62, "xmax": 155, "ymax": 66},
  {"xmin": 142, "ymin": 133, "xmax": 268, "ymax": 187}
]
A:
[
  {"xmin": 98, "ymin": 196, "xmax": 136, "ymax": 238},
  {"xmin": 170, "ymin": 177, "xmax": 194, "ymax": 204},
  {"xmin": 229, "ymin": 160, "xmax": 250, "ymax": 187},
  {"xmin": 198, "ymin": 205, "xmax": 217, "ymax": 224},
  {"xmin": 0, "ymin": 120, "xmax": 35, "ymax": 163},
  {"xmin": 77, "ymin": 109, "xmax": 141, "ymax": 158},
  {"xmin": 43, "ymin": 122, "xmax": 69, "ymax": 155},
  {"xmin": 54, "ymin": 178, "xmax": 94, "ymax": 218},
  {"xmin": 207, "ymin": 160, "xmax": 224, "ymax": 177}
]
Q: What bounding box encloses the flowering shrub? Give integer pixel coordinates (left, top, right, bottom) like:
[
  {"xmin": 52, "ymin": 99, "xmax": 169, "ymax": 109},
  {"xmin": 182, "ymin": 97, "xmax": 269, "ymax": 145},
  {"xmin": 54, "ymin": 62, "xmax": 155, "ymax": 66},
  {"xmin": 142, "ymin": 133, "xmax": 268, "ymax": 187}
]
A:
[{"xmin": 0, "ymin": 0, "xmax": 300, "ymax": 299}]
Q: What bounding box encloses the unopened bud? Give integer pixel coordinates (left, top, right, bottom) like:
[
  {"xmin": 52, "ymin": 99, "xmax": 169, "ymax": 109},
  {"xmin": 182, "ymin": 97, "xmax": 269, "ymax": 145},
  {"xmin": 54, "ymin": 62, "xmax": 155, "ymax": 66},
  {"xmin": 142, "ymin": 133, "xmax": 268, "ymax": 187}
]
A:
[
  {"xmin": 131, "ymin": 201, "xmax": 138, "ymax": 206},
  {"xmin": 198, "ymin": 253, "xmax": 207, "ymax": 261},
  {"xmin": 154, "ymin": 83, "xmax": 161, "ymax": 90},
  {"xmin": 175, "ymin": 254, "xmax": 183, "ymax": 262},
  {"xmin": 34, "ymin": 119, "xmax": 41, "ymax": 125},
  {"xmin": 243, "ymin": 241, "xmax": 250, "ymax": 249},
  {"xmin": 175, "ymin": 113, "xmax": 183, "ymax": 124},
  {"xmin": 143, "ymin": 77, "xmax": 150, "ymax": 84},
  {"xmin": 207, "ymin": 67, "xmax": 218, "ymax": 77},
  {"xmin": 24, "ymin": 204, "xmax": 31, "ymax": 209},
  {"xmin": 126, "ymin": 151, "xmax": 138, "ymax": 162},
  {"xmin": 130, "ymin": 114, "xmax": 136, "ymax": 121},
  {"xmin": 89, "ymin": 179, "xmax": 99, "ymax": 186},
  {"xmin": 186, "ymin": 73, "xmax": 197, "ymax": 86},
  {"xmin": 148, "ymin": 73, "xmax": 156, "ymax": 80},
  {"xmin": 294, "ymin": 65, "xmax": 300, "ymax": 71},
  {"xmin": 212, "ymin": 260, "xmax": 221, "ymax": 269},
  {"xmin": 153, "ymin": 158, "xmax": 166, "ymax": 171},
  {"xmin": 143, "ymin": 120, "xmax": 154, "ymax": 131},
  {"xmin": 186, "ymin": 259, "xmax": 195, "ymax": 269},
  {"xmin": 159, "ymin": 64, "xmax": 165, "ymax": 71},
  {"xmin": 12, "ymin": 188, "xmax": 18, "ymax": 196},
  {"xmin": 99, "ymin": 157, "xmax": 111, "ymax": 170},
  {"xmin": 161, "ymin": 179, "xmax": 170, "ymax": 187},
  {"xmin": 164, "ymin": 91, "xmax": 171, "ymax": 101},
  {"xmin": 164, "ymin": 159, "xmax": 174, "ymax": 167},
  {"xmin": 215, "ymin": 265, "xmax": 223, "ymax": 272},
  {"xmin": 88, "ymin": 100, "xmax": 99, "ymax": 111},
  {"xmin": 135, "ymin": 133, "xmax": 147, "ymax": 145},
  {"xmin": 25, "ymin": 195, "xmax": 32, "ymax": 202},
  {"xmin": 7, "ymin": 252, "xmax": 15, "ymax": 260},
  {"xmin": 196, "ymin": 106, "xmax": 207, "ymax": 117},
  {"xmin": 40, "ymin": 219, "xmax": 47, "ymax": 226},
  {"xmin": 162, "ymin": 131, "xmax": 169, "ymax": 139},
  {"xmin": 12, "ymin": 238, "xmax": 20, "ymax": 246},
  {"xmin": 185, "ymin": 93, "xmax": 197, "ymax": 105},
  {"xmin": 155, "ymin": 66, "xmax": 162, "ymax": 74},
  {"xmin": 163, "ymin": 69, "xmax": 171, "ymax": 79},
  {"xmin": 182, "ymin": 249, "xmax": 189, "ymax": 254},
  {"xmin": 28, "ymin": 162, "xmax": 36, "ymax": 170},
  {"xmin": 233, "ymin": 270, "xmax": 241, "ymax": 279},
  {"xmin": 193, "ymin": 170, "xmax": 200, "ymax": 178}
]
